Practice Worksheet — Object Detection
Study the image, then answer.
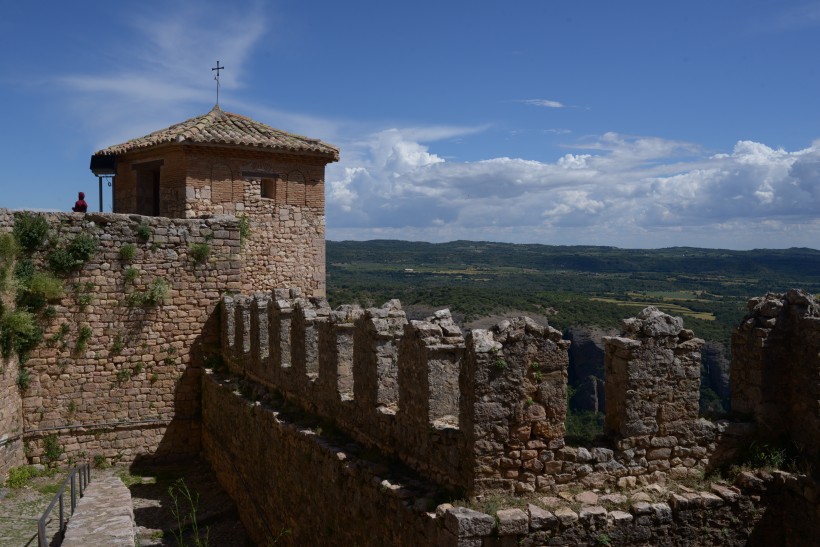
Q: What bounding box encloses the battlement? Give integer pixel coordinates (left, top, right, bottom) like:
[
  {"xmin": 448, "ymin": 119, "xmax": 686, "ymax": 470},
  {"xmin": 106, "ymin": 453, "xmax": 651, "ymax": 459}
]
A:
[{"xmin": 220, "ymin": 293, "xmax": 719, "ymax": 495}]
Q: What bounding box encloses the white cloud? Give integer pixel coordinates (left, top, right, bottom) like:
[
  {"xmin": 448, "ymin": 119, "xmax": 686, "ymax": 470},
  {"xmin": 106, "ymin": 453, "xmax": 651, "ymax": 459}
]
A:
[
  {"xmin": 519, "ymin": 99, "xmax": 565, "ymax": 108},
  {"xmin": 56, "ymin": 1, "xmax": 269, "ymax": 149},
  {"xmin": 327, "ymin": 129, "xmax": 820, "ymax": 249}
]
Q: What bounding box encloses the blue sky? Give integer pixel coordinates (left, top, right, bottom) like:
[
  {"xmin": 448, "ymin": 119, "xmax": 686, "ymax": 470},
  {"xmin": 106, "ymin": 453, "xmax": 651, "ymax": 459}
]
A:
[{"xmin": 2, "ymin": 1, "xmax": 819, "ymax": 249}]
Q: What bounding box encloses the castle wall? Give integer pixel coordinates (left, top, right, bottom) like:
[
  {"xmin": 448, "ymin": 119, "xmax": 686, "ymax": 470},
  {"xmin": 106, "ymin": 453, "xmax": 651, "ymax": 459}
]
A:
[
  {"xmin": 603, "ymin": 307, "xmax": 710, "ymax": 479},
  {"xmin": 0, "ymin": 353, "xmax": 25, "ymax": 480},
  {"xmin": 184, "ymin": 147, "xmax": 326, "ymax": 296},
  {"xmin": 219, "ymin": 294, "xmax": 719, "ymax": 496},
  {"xmin": 202, "ymin": 366, "xmax": 794, "ymax": 547},
  {"xmin": 731, "ymin": 290, "xmax": 820, "ymax": 463},
  {"xmin": 112, "ymin": 145, "xmax": 327, "ymax": 296},
  {"xmin": 0, "ymin": 209, "xmax": 241, "ymax": 466}
]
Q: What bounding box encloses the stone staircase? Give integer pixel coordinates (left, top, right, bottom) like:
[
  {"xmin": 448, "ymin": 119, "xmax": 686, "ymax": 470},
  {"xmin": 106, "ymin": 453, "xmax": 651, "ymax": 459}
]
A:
[{"xmin": 62, "ymin": 475, "xmax": 135, "ymax": 547}]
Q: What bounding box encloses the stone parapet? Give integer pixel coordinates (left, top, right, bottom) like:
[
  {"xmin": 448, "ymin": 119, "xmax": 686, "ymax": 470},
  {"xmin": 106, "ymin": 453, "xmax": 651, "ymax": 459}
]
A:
[
  {"xmin": 202, "ymin": 370, "xmax": 808, "ymax": 546},
  {"xmin": 220, "ymin": 295, "xmax": 729, "ymax": 495}
]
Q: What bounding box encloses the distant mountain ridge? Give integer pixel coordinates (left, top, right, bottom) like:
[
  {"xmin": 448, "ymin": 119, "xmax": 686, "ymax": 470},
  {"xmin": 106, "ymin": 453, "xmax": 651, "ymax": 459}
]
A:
[{"xmin": 328, "ymin": 239, "xmax": 820, "ymax": 278}]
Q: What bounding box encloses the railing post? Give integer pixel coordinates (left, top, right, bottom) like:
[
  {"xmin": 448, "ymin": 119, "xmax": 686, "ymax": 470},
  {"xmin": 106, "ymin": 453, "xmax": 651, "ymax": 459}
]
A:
[
  {"xmin": 70, "ymin": 472, "xmax": 77, "ymax": 513},
  {"xmin": 59, "ymin": 494, "xmax": 65, "ymax": 535},
  {"xmin": 38, "ymin": 520, "xmax": 46, "ymax": 547}
]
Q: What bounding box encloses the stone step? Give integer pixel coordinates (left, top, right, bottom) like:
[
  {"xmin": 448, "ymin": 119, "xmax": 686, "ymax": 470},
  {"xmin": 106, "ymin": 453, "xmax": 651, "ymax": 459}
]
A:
[{"xmin": 62, "ymin": 475, "xmax": 135, "ymax": 547}]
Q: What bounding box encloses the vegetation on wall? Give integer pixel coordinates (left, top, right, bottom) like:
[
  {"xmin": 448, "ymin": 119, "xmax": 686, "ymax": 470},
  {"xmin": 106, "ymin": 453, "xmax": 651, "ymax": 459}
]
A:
[
  {"xmin": 135, "ymin": 222, "xmax": 152, "ymax": 242},
  {"xmin": 12, "ymin": 212, "xmax": 48, "ymax": 252},
  {"xmin": 128, "ymin": 278, "xmax": 170, "ymax": 307},
  {"xmin": 238, "ymin": 214, "xmax": 251, "ymax": 248},
  {"xmin": 119, "ymin": 243, "xmax": 137, "ymax": 262},
  {"xmin": 190, "ymin": 242, "xmax": 211, "ymax": 264},
  {"xmin": 47, "ymin": 233, "xmax": 99, "ymax": 275}
]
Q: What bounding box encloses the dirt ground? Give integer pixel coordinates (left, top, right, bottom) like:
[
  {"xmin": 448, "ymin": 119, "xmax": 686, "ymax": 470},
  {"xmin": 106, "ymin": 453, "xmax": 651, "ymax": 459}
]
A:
[{"xmin": 0, "ymin": 459, "xmax": 251, "ymax": 547}]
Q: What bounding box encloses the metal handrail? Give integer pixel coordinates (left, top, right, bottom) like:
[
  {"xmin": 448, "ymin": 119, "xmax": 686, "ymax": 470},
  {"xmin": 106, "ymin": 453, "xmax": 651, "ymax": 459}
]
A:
[{"xmin": 37, "ymin": 462, "xmax": 91, "ymax": 547}]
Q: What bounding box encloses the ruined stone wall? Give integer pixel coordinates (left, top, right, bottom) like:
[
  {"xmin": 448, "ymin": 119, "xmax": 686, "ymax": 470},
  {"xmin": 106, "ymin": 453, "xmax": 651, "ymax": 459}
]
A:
[
  {"xmin": 220, "ymin": 293, "xmax": 720, "ymax": 496},
  {"xmin": 604, "ymin": 307, "xmax": 711, "ymax": 481},
  {"xmin": 0, "ymin": 209, "xmax": 241, "ymax": 466},
  {"xmin": 221, "ymin": 294, "xmax": 465, "ymax": 490},
  {"xmin": 732, "ymin": 290, "xmax": 820, "ymax": 465},
  {"xmin": 0, "ymin": 354, "xmax": 25, "ymax": 480},
  {"xmin": 202, "ymin": 368, "xmax": 804, "ymax": 547}
]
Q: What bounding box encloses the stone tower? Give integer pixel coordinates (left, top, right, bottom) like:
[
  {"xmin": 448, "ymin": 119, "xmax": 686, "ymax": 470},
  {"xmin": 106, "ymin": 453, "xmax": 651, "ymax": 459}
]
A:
[{"xmin": 89, "ymin": 105, "xmax": 339, "ymax": 296}]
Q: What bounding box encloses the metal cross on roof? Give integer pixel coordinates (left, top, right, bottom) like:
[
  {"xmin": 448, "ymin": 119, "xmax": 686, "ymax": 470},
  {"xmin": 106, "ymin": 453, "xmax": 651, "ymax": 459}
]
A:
[{"xmin": 212, "ymin": 61, "xmax": 225, "ymax": 105}]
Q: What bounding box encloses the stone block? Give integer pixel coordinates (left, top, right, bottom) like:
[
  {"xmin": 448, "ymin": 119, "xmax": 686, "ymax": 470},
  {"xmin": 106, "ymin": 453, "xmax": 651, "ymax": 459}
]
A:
[
  {"xmin": 443, "ymin": 507, "xmax": 495, "ymax": 538},
  {"xmin": 496, "ymin": 508, "xmax": 528, "ymax": 535}
]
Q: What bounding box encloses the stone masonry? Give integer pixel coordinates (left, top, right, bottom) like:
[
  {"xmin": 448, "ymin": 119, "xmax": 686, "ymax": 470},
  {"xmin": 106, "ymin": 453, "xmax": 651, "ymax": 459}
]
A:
[
  {"xmin": 604, "ymin": 306, "xmax": 710, "ymax": 482},
  {"xmin": 732, "ymin": 289, "xmax": 820, "ymax": 463},
  {"xmin": 0, "ymin": 209, "xmax": 240, "ymax": 468},
  {"xmin": 0, "ymin": 353, "xmax": 25, "ymax": 479},
  {"xmin": 219, "ymin": 296, "xmax": 725, "ymax": 497}
]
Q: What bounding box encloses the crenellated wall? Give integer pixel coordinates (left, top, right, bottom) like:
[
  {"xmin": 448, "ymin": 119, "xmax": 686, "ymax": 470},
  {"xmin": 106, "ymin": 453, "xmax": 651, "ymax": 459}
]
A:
[
  {"xmin": 217, "ymin": 294, "xmax": 718, "ymax": 496},
  {"xmin": 206, "ymin": 293, "xmax": 820, "ymax": 546}
]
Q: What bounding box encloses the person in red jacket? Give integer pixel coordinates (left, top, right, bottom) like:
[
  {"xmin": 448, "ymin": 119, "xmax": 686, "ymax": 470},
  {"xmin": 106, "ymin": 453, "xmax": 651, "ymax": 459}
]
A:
[{"xmin": 72, "ymin": 192, "xmax": 88, "ymax": 213}]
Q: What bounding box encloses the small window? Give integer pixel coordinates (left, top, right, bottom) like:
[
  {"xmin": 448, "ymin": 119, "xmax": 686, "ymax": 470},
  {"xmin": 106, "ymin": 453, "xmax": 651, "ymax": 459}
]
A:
[{"xmin": 261, "ymin": 178, "xmax": 276, "ymax": 199}]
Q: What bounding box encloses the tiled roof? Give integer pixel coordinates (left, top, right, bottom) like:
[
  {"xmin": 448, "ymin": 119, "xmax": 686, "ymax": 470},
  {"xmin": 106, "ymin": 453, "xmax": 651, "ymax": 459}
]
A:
[{"xmin": 93, "ymin": 105, "xmax": 339, "ymax": 160}]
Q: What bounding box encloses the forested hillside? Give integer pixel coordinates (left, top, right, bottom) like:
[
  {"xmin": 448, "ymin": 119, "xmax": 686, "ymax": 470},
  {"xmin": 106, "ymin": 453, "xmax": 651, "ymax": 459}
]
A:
[{"xmin": 327, "ymin": 240, "xmax": 820, "ymax": 345}]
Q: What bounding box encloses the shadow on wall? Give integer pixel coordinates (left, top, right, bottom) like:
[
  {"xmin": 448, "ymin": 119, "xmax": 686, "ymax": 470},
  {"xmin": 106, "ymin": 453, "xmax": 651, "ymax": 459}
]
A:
[{"xmin": 132, "ymin": 306, "xmax": 222, "ymax": 468}]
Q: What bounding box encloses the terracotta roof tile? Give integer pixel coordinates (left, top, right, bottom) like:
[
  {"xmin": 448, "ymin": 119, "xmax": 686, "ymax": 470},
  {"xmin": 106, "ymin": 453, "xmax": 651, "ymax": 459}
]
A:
[{"xmin": 94, "ymin": 105, "xmax": 339, "ymax": 160}]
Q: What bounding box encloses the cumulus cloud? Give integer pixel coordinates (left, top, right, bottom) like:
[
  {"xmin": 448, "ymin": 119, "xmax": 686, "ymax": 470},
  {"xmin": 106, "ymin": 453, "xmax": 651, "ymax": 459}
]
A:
[{"xmin": 327, "ymin": 130, "xmax": 820, "ymax": 249}]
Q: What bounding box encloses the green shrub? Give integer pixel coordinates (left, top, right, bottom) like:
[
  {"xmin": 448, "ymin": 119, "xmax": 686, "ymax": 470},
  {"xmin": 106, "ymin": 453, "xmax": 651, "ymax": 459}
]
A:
[
  {"xmin": 565, "ymin": 409, "xmax": 605, "ymax": 445},
  {"xmin": 119, "ymin": 243, "xmax": 137, "ymax": 262},
  {"xmin": 17, "ymin": 365, "xmax": 31, "ymax": 391},
  {"xmin": 115, "ymin": 368, "xmax": 131, "ymax": 384},
  {"xmin": 16, "ymin": 271, "xmax": 64, "ymax": 312},
  {"xmin": 14, "ymin": 258, "xmax": 35, "ymax": 283},
  {"xmin": 68, "ymin": 234, "xmax": 98, "ymax": 263},
  {"xmin": 144, "ymin": 278, "xmax": 169, "ymax": 306},
  {"xmin": 123, "ymin": 267, "xmax": 139, "ymax": 283},
  {"xmin": 135, "ymin": 223, "xmax": 151, "ymax": 242},
  {"xmin": 42, "ymin": 434, "xmax": 63, "ymax": 463},
  {"xmin": 0, "ymin": 309, "xmax": 42, "ymax": 360},
  {"xmin": 47, "ymin": 234, "xmax": 99, "ymax": 275},
  {"xmin": 12, "ymin": 212, "xmax": 49, "ymax": 252},
  {"xmin": 111, "ymin": 333, "xmax": 124, "ymax": 355},
  {"xmin": 190, "ymin": 243, "xmax": 211, "ymax": 264},
  {"xmin": 75, "ymin": 324, "xmax": 93, "ymax": 353},
  {"xmin": 6, "ymin": 465, "xmax": 37, "ymax": 488},
  {"xmin": 93, "ymin": 454, "xmax": 110, "ymax": 469},
  {"xmin": 238, "ymin": 214, "xmax": 251, "ymax": 247},
  {"xmin": 0, "ymin": 233, "xmax": 19, "ymax": 261},
  {"xmin": 127, "ymin": 278, "xmax": 169, "ymax": 307},
  {"xmin": 74, "ymin": 282, "xmax": 94, "ymax": 308}
]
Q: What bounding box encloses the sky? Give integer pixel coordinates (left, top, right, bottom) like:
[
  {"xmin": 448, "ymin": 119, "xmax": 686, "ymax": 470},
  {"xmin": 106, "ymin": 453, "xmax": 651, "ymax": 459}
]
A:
[{"xmin": 1, "ymin": 0, "xmax": 819, "ymax": 250}]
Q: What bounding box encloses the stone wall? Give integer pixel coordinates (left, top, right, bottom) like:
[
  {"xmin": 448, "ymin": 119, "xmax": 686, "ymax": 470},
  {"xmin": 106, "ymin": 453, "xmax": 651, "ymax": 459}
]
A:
[
  {"xmin": 0, "ymin": 353, "xmax": 25, "ymax": 480},
  {"xmin": 220, "ymin": 293, "xmax": 722, "ymax": 496},
  {"xmin": 112, "ymin": 146, "xmax": 327, "ymax": 297},
  {"xmin": 0, "ymin": 209, "xmax": 241, "ymax": 466},
  {"xmin": 184, "ymin": 147, "xmax": 326, "ymax": 296},
  {"xmin": 604, "ymin": 307, "xmax": 710, "ymax": 481},
  {"xmin": 732, "ymin": 289, "xmax": 820, "ymax": 465},
  {"xmin": 202, "ymin": 368, "xmax": 815, "ymax": 546}
]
